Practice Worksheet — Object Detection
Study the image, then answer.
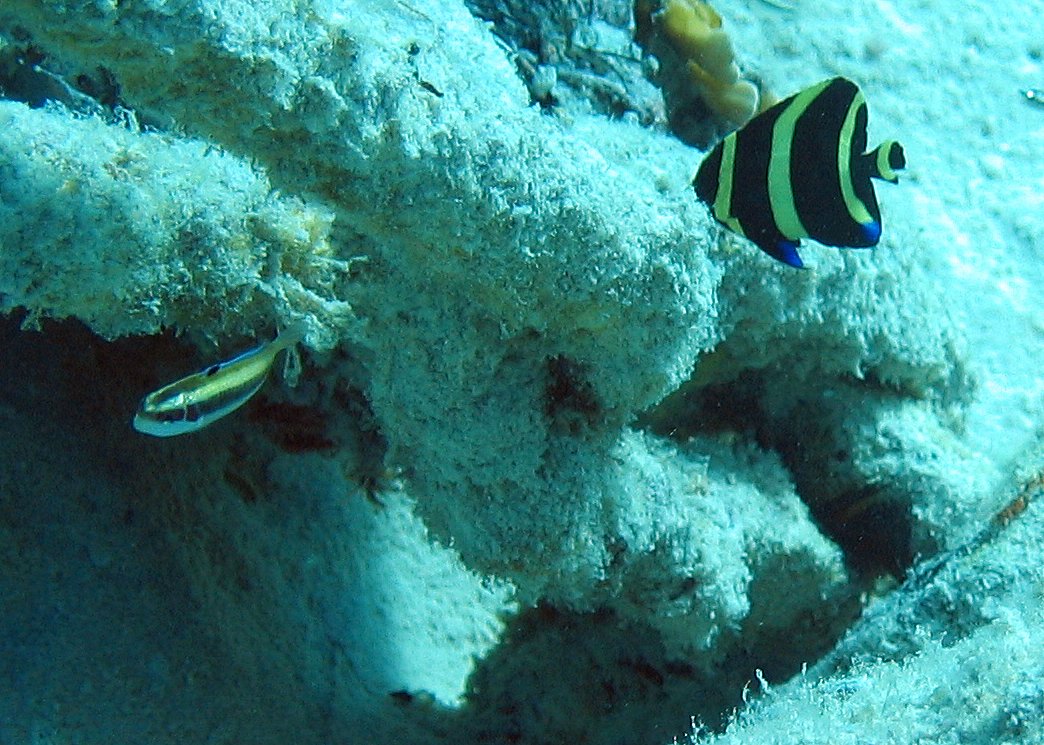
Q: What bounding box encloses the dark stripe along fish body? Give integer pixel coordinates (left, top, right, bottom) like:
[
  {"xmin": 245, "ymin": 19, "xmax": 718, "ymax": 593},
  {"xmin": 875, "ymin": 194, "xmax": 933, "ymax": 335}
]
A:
[{"xmin": 694, "ymin": 77, "xmax": 905, "ymax": 268}]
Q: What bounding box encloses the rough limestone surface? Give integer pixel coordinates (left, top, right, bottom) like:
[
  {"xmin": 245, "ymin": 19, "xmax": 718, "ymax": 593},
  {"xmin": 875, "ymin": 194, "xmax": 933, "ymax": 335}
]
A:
[
  {"xmin": 0, "ymin": 98, "xmax": 349, "ymax": 343},
  {"xmin": 0, "ymin": 0, "xmax": 1041, "ymax": 743},
  {"xmin": 697, "ymin": 458, "xmax": 1044, "ymax": 745}
]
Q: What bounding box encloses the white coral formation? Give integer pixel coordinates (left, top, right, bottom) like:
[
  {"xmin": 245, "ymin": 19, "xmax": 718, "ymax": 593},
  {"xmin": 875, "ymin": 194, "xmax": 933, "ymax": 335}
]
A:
[
  {"xmin": 0, "ymin": 0, "xmax": 1017, "ymax": 741},
  {"xmin": 702, "ymin": 463, "xmax": 1044, "ymax": 745},
  {"xmin": 0, "ymin": 100, "xmax": 347, "ymax": 341}
]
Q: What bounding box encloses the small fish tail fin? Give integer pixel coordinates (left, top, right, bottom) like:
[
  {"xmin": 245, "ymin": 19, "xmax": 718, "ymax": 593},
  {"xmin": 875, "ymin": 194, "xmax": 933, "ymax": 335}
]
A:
[
  {"xmin": 866, "ymin": 140, "xmax": 905, "ymax": 184},
  {"xmin": 272, "ymin": 319, "xmax": 310, "ymax": 353},
  {"xmin": 273, "ymin": 320, "xmax": 309, "ymax": 388}
]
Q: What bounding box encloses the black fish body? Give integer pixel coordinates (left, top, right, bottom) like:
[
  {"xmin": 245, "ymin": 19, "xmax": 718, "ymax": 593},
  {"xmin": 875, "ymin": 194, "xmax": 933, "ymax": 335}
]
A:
[{"xmin": 694, "ymin": 77, "xmax": 905, "ymax": 267}]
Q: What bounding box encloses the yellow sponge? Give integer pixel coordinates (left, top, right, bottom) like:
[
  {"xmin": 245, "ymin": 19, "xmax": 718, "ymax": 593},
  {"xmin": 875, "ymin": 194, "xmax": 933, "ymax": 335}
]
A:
[{"xmin": 656, "ymin": 0, "xmax": 761, "ymax": 128}]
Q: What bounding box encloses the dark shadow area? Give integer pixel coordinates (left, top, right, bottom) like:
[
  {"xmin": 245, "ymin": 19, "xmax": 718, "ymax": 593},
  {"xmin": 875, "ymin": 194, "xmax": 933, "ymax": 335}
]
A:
[
  {"xmin": 0, "ymin": 37, "xmax": 161, "ymax": 128},
  {"xmin": 0, "ymin": 314, "xmax": 396, "ymax": 744},
  {"xmin": 0, "ymin": 314, "xmax": 869, "ymax": 744},
  {"xmin": 380, "ymin": 592, "xmax": 867, "ymax": 745},
  {"xmin": 450, "ymin": 604, "xmax": 742, "ymax": 744},
  {"xmin": 638, "ymin": 363, "xmax": 915, "ymax": 579},
  {"xmin": 462, "ymin": 0, "xmax": 665, "ymax": 123}
]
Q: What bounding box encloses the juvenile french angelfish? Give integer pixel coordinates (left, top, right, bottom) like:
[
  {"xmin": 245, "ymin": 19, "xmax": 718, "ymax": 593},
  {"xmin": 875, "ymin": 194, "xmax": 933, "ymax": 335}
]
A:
[
  {"xmin": 693, "ymin": 77, "xmax": 906, "ymax": 268},
  {"xmin": 133, "ymin": 322, "xmax": 307, "ymax": 437}
]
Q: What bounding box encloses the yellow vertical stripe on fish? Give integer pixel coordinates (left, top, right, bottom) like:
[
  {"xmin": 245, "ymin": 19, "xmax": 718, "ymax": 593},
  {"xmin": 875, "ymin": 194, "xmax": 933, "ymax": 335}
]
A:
[
  {"xmin": 768, "ymin": 78, "xmax": 829, "ymax": 241},
  {"xmin": 714, "ymin": 134, "xmax": 745, "ymax": 236},
  {"xmin": 838, "ymin": 89, "xmax": 874, "ymax": 226}
]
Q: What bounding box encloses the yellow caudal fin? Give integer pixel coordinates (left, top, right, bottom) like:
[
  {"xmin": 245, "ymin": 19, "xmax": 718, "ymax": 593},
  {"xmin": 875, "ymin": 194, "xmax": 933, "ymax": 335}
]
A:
[{"xmin": 867, "ymin": 140, "xmax": 905, "ymax": 184}]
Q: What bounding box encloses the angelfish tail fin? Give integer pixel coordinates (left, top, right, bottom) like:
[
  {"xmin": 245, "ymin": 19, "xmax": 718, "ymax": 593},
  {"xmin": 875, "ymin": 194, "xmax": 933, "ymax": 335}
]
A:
[{"xmin": 866, "ymin": 140, "xmax": 905, "ymax": 184}]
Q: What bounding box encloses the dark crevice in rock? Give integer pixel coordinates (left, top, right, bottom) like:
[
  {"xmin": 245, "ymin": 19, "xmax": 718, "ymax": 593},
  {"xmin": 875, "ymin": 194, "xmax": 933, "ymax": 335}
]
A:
[{"xmin": 638, "ymin": 367, "xmax": 916, "ymax": 580}]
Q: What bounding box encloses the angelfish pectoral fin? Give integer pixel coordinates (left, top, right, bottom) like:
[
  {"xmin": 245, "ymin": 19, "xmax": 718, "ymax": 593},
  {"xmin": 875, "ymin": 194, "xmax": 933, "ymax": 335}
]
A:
[
  {"xmin": 766, "ymin": 238, "xmax": 804, "ymax": 268},
  {"xmin": 858, "ymin": 220, "xmax": 882, "ymax": 244}
]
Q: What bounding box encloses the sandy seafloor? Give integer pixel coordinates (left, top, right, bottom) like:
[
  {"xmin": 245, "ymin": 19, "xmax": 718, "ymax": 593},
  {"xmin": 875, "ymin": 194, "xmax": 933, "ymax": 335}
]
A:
[{"xmin": 0, "ymin": 0, "xmax": 1043, "ymax": 744}]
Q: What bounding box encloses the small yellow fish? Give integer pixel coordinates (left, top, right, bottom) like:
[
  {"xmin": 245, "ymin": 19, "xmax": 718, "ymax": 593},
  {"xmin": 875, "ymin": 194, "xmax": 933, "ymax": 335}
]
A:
[{"xmin": 133, "ymin": 322, "xmax": 307, "ymax": 437}]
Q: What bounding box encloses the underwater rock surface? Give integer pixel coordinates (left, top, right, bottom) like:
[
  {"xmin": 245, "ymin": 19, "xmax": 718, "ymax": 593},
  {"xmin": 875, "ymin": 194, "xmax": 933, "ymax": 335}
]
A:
[{"xmin": 0, "ymin": 0, "xmax": 1041, "ymax": 743}]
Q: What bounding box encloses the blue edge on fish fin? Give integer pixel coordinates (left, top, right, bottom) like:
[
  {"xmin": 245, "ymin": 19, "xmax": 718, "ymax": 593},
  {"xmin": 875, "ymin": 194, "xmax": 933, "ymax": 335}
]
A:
[
  {"xmin": 860, "ymin": 220, "xmax": 882, "ymax": 244},
  {"xmin": 766, "ymin": 220, "xmax": 882, "ymax": 268},
  {"xmin": 769, "ymin": 239, "xmax": 804, "ymax": 269}
]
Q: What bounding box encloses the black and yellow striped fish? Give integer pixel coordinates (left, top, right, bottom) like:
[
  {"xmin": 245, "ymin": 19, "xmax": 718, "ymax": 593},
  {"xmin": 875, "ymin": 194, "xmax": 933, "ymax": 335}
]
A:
[{"xmin": 693, "ymin": 77, "xmax": 905, "ymax": 268}]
